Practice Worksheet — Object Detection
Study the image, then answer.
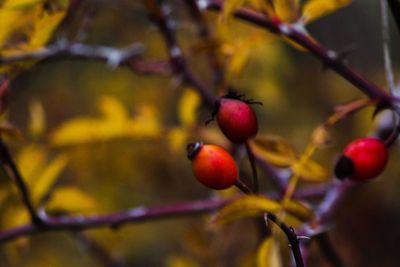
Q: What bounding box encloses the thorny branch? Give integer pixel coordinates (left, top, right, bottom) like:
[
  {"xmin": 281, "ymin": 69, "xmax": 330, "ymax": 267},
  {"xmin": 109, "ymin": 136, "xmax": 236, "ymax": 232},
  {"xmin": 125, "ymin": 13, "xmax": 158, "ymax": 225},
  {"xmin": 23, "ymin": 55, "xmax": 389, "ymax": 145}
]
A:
[
  {"xmin": 205, "ymin": 0, "xmax": 394, "ymax": 104},
  {"xmin": 143, "ymin": 0, "xmax": 216, "ymax": 105},
  {"xmin": 0, "ymin": 1, "xmax": 398, "ymax": 267},
  {"xmin": 0, "ymin": 197, "xmax": 232, "ymax": 244}
]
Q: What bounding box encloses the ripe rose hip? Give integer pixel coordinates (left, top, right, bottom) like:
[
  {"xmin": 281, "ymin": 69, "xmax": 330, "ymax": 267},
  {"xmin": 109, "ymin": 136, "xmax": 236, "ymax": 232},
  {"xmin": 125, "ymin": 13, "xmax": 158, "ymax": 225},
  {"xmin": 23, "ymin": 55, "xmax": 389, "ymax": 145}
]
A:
[
  {"xmin": 334, "ymin": 138, "xmax": 388, "ymax": 181},
  {"xmin": 187, "ymin": 142, "xmax": 238, "ymax": 190},
  {"xmin": 207, "ymin": 91, "xmax": 260, "ymax": 144}
]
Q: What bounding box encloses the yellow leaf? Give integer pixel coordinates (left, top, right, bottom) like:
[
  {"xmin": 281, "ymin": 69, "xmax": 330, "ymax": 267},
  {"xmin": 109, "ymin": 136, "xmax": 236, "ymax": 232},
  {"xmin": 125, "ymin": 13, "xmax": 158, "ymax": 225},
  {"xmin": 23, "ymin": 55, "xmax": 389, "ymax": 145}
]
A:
[
  {"xmin": 46, "ymin": 187, "xmax": 95, "ymax": 213},
  {"xmin": 178, "ymin": 88, "xmax": 200, "ymax": 127},
  {"xmin": 2, "ymin": 205, "xmax": 29, "ymax": 228},
  {"xmin": 31, "ymin": 154, "xmax": 68, "ymax": 204},
  {"xmin": 166, "ymin": 255, "xmax": 200, "ymax": 267},
  {"xmin": 248, "ymin": 0, "xmax": 274, "ymax": 16},
  {"xmin": 274, "ymin": 0, "xmax": 301, "ymax": 22},
  {"xmin": 50, "ymin": 96, "xmax": 162, "ymax": 146},
  {"xmin": 28, "ymin": 10, "xmax": 66, "ymax": 48},
  {"xmin": 2, "ymin": 0, "xmax": 44, "ymax": 9},
  {"xmin": 29, "ymin": 99, "xmax": 45, "ymax": 138},
  {"xmin": 211, "ymin": 195, "xmax": 281, "ymax": 225},
  {"xmin": 312, "ymin": 126, "xmax": 331, "ymax": 148},
  {"xmin": 124, "ymin": 105, "xmax": 162, "ymax": 138},
  {"xmin": 16, "ymin": 144, "xmax": 47, "ymax": 184},
  {"xmin": 285, "ymin": 200, "xmax": 314, "ymax": 221},
  {"xmin": 0, "ymin": 6, "xmax": 39, "ymax": 47},
  {"xmin": 291, "ymin": 159, "xmax": 329, "ymax": 182},
  {"xmin": 220, "ymin": 0, "xmax": 246, "ymax": 20},
  {"xmin": 251, "ymin": 135, "xmax": 298, "ymax": 167},
  {"xmin": 98, "ymin": 95, "xmax": 128, "ymax": 122},
  {"xmin": 302, "ymin": 0, "xmax": 352, "ymax": 24},
  {"xmin": 168, "ymin": 127, "xmax": 187, "ymax": 152},
  {"xmin": 257, "ymin": 237, "xmax": 282, "ymax": 267},
  {"xmin": 50, "ymin": 118, "xmax": 108, "ymax": 145}
]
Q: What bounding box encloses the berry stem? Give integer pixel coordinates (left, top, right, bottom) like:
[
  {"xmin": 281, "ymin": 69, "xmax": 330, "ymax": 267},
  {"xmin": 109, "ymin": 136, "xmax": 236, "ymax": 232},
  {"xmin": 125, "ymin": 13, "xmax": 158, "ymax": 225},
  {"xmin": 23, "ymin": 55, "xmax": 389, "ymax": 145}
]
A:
[
  {"xmin": 245, "ymin": 141, "xmax": 259, "ymax": 193},
  {"xmin": 265, "ymin": 213, "xmax": 305, "ymax": 267},
  {"xmin": 234, "ymin": 179, "xmax": 253, "ymax": 194}
]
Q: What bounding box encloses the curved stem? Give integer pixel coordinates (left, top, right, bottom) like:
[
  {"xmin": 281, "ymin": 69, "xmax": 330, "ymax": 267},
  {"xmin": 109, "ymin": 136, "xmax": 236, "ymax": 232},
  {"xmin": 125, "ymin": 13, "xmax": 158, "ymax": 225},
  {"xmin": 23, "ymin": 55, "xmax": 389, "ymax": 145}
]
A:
[
  {"xmin": 205, "ymin": 0, "xmax": 393, "ymax": 103},
  {"xmin": 266, "ymin": 213, "xmax": 304, "ymax": 267},
  {"xmin": 245, "ymin": 141, "xmax": 259, "ymax": 193}
]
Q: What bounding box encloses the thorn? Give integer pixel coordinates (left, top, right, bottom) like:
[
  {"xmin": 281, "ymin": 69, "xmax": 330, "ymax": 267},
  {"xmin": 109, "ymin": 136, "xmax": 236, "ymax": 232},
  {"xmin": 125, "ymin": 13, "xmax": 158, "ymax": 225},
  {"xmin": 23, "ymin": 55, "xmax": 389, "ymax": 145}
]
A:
[{"xmin": 297, "ymin": 235, "xmax": 311, "ymax": 241}]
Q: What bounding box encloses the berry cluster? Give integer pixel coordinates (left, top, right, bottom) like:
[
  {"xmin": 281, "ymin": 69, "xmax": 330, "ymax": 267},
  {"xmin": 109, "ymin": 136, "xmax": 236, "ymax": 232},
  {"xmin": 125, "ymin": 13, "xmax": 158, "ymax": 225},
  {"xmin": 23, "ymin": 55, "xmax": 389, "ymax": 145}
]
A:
[
  {"xmin": 188, "ymin": 91, "xmax": 259, "ymax": 190},
  {"xmin": 187, "ymin": 91, "xmax": 390, "ymax": 190}
]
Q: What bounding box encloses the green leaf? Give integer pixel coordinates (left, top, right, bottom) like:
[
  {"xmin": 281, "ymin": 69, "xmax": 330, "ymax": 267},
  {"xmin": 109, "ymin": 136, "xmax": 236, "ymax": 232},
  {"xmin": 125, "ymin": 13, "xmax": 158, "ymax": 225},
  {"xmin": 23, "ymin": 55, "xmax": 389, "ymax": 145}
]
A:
[
  {"xmin": 251, "ymin": 135, "xmax": 298, "ymax": 167},
  {"xmin": 211, "ymin": 195, "xmax": 281, "ymax": 225}
]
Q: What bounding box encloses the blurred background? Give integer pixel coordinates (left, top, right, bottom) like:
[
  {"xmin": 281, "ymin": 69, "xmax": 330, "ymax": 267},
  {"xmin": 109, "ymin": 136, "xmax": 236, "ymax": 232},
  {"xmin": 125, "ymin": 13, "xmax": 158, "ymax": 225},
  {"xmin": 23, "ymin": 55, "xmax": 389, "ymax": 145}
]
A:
[{"xmin": 1, "ymin": 0, "xmax": 400, "ymax": 266}]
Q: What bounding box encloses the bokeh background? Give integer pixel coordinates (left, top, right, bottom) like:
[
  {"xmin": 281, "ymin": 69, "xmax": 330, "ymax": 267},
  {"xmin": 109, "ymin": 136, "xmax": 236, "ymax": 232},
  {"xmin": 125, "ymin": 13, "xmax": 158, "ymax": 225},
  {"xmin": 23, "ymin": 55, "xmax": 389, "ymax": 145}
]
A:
[{"xmin": 1, "ymin": 0, "xmax": 400, "ymax": 266}]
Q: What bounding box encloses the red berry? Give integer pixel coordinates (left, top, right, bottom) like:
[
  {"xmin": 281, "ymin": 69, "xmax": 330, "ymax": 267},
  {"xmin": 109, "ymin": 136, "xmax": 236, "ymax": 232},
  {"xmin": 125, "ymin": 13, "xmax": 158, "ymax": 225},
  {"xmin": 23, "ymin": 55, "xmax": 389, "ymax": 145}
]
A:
[
  {"xmin": 187, "ymin": 142, "xmax": 238, "ymax": 190},
  {"xmin": 216, "ymin": 98, "xmax": 258, "ymax": 143},
  {"xmin": 335, "ymin": 138, "xmax": 388, "ymax": 181}
]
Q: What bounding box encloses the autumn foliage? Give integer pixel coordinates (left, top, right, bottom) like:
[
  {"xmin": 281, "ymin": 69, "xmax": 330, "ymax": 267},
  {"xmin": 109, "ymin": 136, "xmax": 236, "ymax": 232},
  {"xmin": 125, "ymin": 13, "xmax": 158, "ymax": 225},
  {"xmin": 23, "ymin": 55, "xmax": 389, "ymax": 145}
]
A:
[{"xmin": 0, "ymin": 0, "xmax": 399, "ymax": 267}]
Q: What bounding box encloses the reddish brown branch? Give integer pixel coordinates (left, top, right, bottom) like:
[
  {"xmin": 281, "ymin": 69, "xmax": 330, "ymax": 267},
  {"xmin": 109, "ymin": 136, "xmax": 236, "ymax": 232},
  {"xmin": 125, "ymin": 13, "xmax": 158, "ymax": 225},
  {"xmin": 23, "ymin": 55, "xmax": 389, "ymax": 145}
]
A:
[
  {"xmin": 0, "ymin": 197, "xmax": 231, "ymax": 244},
  {"xmin": 205, "ymin": 0, "xmax": 393, "ymax": 103},
  {"xmin": 143, "ymin": 0, "xmax": 216, "ymax": 105}
]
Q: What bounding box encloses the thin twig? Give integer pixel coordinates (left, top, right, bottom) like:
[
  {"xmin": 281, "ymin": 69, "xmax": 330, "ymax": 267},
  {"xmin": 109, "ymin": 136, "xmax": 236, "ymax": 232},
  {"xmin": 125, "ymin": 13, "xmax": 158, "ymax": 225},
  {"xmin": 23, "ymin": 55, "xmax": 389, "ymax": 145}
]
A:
[
  {"xmin": 245, "ymin": 141, "xmax": 259, "ymax": 193},
  {"xmin": 266, "ymin": 213, "xmax": 304, "ymax": 267},
  {"xmin": 0, "ymin": 196, "xmax": 232, "ymax": 244},
  {"xmin": 0, "ymin": 140, "xmax": 42, "ymax": 225},
  {"xmin": 0, "ymin": 42, "xmax": 144, "ymax": 66},
  {"xmin": 183, "ymin": 0, "xmax": 225, "ymax": 87},
  {"xmin": 143, "ymin": 0, "xmax": 216, "ymax": 105},
  {"xmin": 205, "ymin": 0, "xmax": 393, "ymax": 103}
]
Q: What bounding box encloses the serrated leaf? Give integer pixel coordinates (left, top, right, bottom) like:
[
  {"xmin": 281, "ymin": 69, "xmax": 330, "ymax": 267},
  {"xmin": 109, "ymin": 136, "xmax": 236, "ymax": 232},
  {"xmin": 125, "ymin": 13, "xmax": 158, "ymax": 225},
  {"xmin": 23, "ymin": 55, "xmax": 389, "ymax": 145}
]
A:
[
  {"xmin": 257, "ymin": 237, "xmax": 282, "ymax": 267},
  {"xmin": 302, "ymin": 0, "xmax": 352, "ymax": 24},
  {"xmin": 251, "ymin": 135, "xmax": 298, "ymax": 167},
  {"xmin": 178, "ymin": 88, "xmax": 200, "ymax": 127},
  {"xmin": 291, "ymin": 159, "xmax": 329, "ymax": 182},
  {"xmin": 211, "ymin": 195, "xmax": 281, "ymax": 225},
  {"xmin": 285, "ymin": 200, "xmax": 314, "ymax": 221},
  {"xmin": 274, "ymin": 0, "xmax": 300, "ymax": 22},
  {"xmin": 31, "ymin": 154, "xmax": 68, "ymax": 204},
  {"xmin": 46, "ymin": 187, "xmax": 95, "ymax": 213},
  {"xmin": 29, "ymin": 100, "xmax": 45, "ymax": 138}
]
